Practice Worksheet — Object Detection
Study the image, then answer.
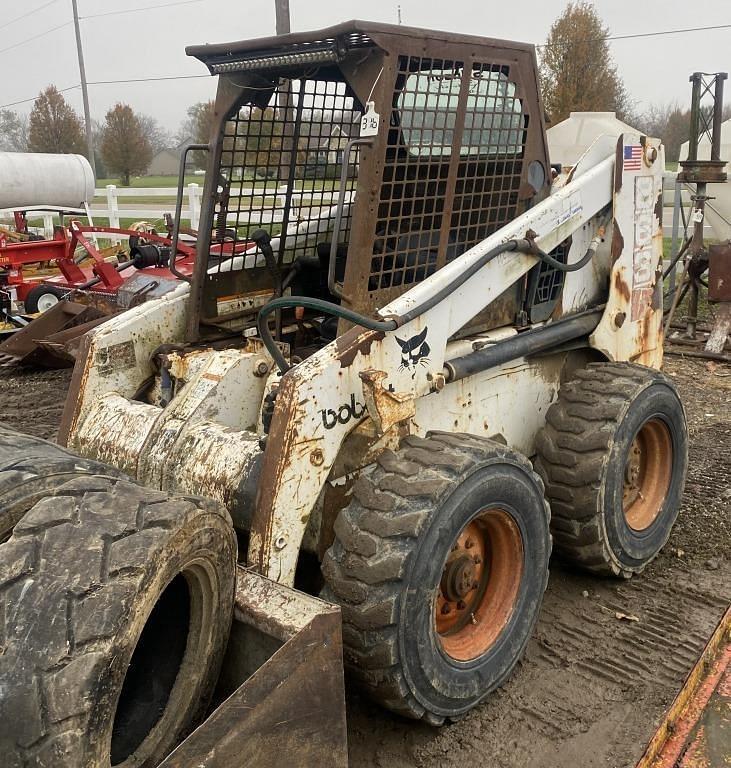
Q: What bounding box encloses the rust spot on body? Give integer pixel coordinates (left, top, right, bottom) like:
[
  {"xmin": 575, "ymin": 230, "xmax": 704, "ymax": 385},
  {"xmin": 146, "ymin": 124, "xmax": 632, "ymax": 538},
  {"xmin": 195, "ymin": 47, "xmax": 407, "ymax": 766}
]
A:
[
  {"xmin": 654, "ymin": 189, "xmax": 664, "ymax": 224},
  {"xmin": 611, "ymin": 221, "xmax": 624, "ymax": 264},
  {"xmin": 614, "ymin": 271, "xmax": 631, "ymax": 302},
  {"xmin": 334, "ymin": 326, "xmax": 384, "ymax": 368}
]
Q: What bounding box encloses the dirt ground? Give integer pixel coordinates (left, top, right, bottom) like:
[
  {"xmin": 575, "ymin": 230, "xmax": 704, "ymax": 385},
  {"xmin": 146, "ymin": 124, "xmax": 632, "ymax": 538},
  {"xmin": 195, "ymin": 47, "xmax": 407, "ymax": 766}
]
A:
[{"xmin": 0, "ymin": 355, "xmax": 729, "ymax": 768}]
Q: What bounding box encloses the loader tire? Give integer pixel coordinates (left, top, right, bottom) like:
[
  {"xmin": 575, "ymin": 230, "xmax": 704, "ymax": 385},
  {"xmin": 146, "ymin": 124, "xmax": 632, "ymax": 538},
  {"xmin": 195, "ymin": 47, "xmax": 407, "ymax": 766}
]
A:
[
  {"xmin": 534, "ymin": 362, "xmax": 688, "ymax": 578},
  {"xmin": 0, "ymin": 426, "xmax": 122, "ymax": 543},
  {"xmin": 322, "ymin": 433, "xmax": 551, "ymax": 725},
  {"xmin": 0, "ymin": 475, "xmax": 237, "ymax": 768}
]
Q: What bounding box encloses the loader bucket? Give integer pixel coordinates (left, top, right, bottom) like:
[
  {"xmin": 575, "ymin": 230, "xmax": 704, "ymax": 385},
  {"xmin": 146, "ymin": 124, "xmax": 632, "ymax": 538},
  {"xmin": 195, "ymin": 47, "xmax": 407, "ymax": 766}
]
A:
[
  {"xmin": 159, "ymin": 567, "xmax": 348, "ymax": 768},
  {"xmin": 0, "ymin": 300, "xmax": 109, "ymax": 368}
]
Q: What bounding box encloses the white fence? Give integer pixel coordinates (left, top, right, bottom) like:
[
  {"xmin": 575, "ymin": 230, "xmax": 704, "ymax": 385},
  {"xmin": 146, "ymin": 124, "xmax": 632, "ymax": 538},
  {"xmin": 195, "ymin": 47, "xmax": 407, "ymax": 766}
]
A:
[
  {"xmin": 88, "ymin": 183, "xmax": 345, "ymax": 234},
  {"xmin": 1, "ymin": 182, "xmax": 346, "ymax": 240},
  {"xmin": 89, "ymin": 183, "xmax": 204, "ymax": 231}
]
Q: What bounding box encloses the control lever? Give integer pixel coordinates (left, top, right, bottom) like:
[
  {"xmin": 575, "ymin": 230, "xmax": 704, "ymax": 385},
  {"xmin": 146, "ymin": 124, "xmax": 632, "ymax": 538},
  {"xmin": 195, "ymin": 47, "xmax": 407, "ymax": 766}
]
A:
[{"xmin": 251, "ymin": 229, "xmax": 282, "ymax": 297}]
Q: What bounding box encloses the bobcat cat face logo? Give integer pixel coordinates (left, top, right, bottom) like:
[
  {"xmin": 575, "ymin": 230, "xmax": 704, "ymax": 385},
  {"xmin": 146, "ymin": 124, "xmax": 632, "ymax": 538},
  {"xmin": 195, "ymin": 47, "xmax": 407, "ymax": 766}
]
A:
[{"xmin": 395, "ymin": 326, "xmax": 430, "ymax": 378}]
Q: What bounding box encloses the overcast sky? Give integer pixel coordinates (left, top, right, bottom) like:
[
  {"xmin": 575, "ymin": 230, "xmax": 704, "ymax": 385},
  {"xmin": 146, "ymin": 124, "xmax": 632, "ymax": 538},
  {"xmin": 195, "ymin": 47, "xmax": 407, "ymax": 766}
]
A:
[{"xmin": 1, "ymin": 0, "xmax": 729, "ymax": 136}]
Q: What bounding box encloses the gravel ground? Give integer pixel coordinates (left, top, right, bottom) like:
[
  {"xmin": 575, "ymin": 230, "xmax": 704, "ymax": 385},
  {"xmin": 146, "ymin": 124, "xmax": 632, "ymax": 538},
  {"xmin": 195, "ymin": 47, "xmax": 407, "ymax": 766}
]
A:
[{"xmin": 0, "ymin": 355, "xmax": 728, "ymax": 768}]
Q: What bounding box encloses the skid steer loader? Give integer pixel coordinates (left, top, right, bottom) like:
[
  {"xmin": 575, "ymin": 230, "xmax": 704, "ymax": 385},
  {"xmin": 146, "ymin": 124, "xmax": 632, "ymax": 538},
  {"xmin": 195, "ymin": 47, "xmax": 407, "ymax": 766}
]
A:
[{"xmin": 0, "ymin": 21, "xmax": 688, "ymax": 768}]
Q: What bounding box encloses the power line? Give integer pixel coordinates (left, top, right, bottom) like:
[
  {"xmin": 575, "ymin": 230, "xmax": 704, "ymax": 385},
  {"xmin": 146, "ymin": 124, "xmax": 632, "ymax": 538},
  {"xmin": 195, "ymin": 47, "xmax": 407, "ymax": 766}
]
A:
[
  {"xmin": 537, "ymin": 22, "xmax": 731, "ymax": 48},
  {"xmin": 0, "ymin": 21, "xmax": 72, "ymax": 56},
  {"xmin": 88, "ymin": 73, "xmax": 209, "ymax": 85},
  {"xmin": 0, "ymin": 71, "xmax": 209, "ymax": 111},
  {"xmin": 0, "ymin": 0, "xmax": 61, "ymax": 32},
  {"xmin": 79, "ymin": 0, "xmax": 203, "ymax": 20},
  {"xmin": 0, "ymin": 85, "xmax": 81, "ymax": 111}
]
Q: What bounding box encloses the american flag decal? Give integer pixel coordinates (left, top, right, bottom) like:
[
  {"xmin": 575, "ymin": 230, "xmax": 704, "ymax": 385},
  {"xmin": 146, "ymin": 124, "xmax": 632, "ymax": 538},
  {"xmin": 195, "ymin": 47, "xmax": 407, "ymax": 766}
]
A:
[{"xmin": 624, "ymin": 144, "xmax": 643, "ymax": 171}]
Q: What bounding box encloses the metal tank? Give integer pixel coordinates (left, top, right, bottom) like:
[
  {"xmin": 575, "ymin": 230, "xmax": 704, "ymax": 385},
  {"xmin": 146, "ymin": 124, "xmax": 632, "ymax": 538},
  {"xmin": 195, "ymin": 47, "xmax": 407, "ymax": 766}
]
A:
[{"xmin": 0, "ymin": 151, "xmax": 95, "ymax": 209}]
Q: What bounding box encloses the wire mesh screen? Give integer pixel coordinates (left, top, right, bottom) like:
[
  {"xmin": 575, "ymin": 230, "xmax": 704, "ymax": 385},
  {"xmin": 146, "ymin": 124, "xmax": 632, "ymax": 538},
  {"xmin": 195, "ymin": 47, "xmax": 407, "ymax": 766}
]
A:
[
  {"xmin": 527, "ymin": 240, "xmax": 569, "ymax": 322},
  {"xmin": 369, "ymin": 58, "xmax": 526, "ymax": 295},
  {"xmin": 209, "ymin": 78, "xmax": 360, "ymax": 274},
  {"xmin": 450, "ymin": 63, "xmax": 526, "ymax": 258}
]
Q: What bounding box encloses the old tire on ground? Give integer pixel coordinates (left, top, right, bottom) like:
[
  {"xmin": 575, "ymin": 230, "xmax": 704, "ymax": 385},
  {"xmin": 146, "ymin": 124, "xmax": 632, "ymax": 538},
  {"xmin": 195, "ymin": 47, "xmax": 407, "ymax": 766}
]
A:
[
  {"xmin": 322, "ymin": 433, "xmax": 551, "ymax": 724},
  {"xmin": 0, "ymin": 426, "xmax": 123, "ymax": 543},
  {"xmin": 534, "ymin": 362, "xmax": 688, "ymax": 578},
  {"xmin": 23, "ymin": 284, "xmax": 68, "ymax": 314},
  {"xmin": 0, "ymin": 475, "xmax": 237, "ymax": 768}
]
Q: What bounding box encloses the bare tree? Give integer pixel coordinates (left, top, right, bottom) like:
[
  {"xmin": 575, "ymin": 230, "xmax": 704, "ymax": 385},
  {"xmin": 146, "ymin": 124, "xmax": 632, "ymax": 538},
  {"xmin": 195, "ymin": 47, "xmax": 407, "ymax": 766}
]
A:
[
  {"xmin": 635, "ymin": 101, "xmax": 731, "ymax": 162},
  {"xmin": 0, "ymin": 110, "xmax": 28, "ymax": 151},
  {"xmin": 539, "ymin": 2, "xmax": 631, "ymax": 124},
  {"xmin": 178, "ymin": 101, "xmax": 215, "ymax": 169},
  {"xmin": 138, "ymin": 114, "xmax": 173, "ymax": 155},
  {"xmin": 27, "ymin": 86, "xmax": 86, "ymax": 154},
  {"xmin": 100, "ymin": 103, "xmax": 153, "ymax": 185}
]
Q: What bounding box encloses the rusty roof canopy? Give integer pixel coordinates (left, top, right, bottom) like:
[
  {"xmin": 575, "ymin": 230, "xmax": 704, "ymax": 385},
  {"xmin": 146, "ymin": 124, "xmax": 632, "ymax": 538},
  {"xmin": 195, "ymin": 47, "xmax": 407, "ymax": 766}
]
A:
[{"xmin": 186, "ymin": 19, "xmax": 536, "ymax": 73}]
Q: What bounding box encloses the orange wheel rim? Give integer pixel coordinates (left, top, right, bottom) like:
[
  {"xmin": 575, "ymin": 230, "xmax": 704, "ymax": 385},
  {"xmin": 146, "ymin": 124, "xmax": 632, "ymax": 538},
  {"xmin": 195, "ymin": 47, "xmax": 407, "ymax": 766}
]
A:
[
  {"xmin": 623, "ymin": 418, "xmax": 673, "ymax": 531},
  {"xmin": 434, "ymin": 508, "xmax": 523, "ymax": 662}
]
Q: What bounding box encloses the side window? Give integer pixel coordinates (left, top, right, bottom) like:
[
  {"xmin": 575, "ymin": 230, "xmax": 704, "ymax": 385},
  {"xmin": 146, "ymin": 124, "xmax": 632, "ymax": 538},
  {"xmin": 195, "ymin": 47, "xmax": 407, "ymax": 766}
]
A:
[
  {"xmin": 397, "ymin": 66, "xmax": 523, "ymax": 157},
  {"xmin": 398, "ymin": 69, "xmax": 461, "ymax": 156},
  {"xmin": 463, "ymin": 68, "xmax": 523, "ymax": 156}
]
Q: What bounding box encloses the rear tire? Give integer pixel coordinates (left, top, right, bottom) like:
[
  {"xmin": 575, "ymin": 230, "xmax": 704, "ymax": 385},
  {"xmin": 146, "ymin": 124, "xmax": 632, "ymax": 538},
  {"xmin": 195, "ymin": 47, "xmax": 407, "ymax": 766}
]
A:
[
  {"xmin": 0, "ymin": 475, "xmax": 237, "ymax": 768},
  {"xmin": 0, "ymin": 426, "xmax": 122, "ymax": 542},
  {"xmin": 322, "ymin": 433, "xmax": 551, "ymax": 724},
  {"xmin": 23, "ymin": 284, "xmax": 68, "ymax": 314},
  {"xmin": 534, "ymin": 362, "xmax": 688, "ymax": 577}
]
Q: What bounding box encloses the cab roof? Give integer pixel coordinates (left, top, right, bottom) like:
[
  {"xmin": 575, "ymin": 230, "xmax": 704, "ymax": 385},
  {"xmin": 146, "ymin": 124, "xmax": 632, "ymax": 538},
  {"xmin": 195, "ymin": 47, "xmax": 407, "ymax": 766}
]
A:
[{"xmin": 186, "ymin": 19, "xmax": 535, "ymax": 72}]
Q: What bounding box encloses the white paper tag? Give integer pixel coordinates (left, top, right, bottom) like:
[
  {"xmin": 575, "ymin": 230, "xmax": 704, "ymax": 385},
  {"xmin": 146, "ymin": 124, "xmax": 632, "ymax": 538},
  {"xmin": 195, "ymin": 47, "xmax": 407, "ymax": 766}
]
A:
[{"xmin": 360, "ymin": 101, "xmax": 380, "ymax": 137}]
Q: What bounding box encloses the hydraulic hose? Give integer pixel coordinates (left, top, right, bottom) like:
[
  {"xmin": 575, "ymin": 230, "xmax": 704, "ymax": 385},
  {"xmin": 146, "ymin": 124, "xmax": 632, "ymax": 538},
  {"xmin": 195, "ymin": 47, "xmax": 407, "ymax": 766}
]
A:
[
  {"xmin": 258, "ymin": 239, "xmax": 528, "ymax": 373},
  {"xmin": 258, "ymin": 296, "xmax": 398, "ymax": 374},
  {"xmin": 528, "ymin": 212, "xmax": 609, "ymax": 273}
]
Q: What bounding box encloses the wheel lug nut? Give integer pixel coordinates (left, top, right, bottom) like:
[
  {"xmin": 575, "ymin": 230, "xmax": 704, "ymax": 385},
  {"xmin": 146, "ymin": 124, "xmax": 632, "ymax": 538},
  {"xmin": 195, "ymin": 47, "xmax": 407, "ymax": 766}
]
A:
[
  {"xmin": 473, "ymin": 555, "xmax": 482, "ymax": 565},
  {"xmin": 465, "ymin": 538, "xmax": 474, "ymax": 549},
  {"xmin": 441, "ymin": 603, "xmax": 451, "ymax": 615},
  {"xmin": 457, "ymin": 600, "xmax": 466, "ymax": 610},
  {"xmin": 472, "ymin": 581, "xmax": 479, "ymax": 590}
]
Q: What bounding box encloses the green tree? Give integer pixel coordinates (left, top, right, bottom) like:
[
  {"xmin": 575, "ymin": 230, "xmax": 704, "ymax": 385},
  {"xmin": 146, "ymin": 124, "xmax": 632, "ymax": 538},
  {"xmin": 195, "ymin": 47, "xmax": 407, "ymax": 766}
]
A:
[
  {"xmin": 27, "ymin": 86, "xmax": 85, "ymax": 154},
  {"xmin": 539, "ymin": 2, "xmax": 631, "ymax": 124},
  {"xmin": 100, "ymin": 103, "xmax": 152, "ymax": 185}
]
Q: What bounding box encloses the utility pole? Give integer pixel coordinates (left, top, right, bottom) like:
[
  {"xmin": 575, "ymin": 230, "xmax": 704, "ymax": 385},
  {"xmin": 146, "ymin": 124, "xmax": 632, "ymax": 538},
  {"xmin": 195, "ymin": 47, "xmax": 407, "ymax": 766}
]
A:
[
  {"xmin": 274, "ymin": 0, "xmax": 290, "ymax": 35},
  {"xmin": 71, "ymin": 0, "xmax": 96, "ymax": 177}
]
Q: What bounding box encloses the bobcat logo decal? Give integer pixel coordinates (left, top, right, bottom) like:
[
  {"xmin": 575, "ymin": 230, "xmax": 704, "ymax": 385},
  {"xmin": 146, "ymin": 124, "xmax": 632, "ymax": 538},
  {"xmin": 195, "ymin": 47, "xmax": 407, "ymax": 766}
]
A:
[{"xmin": 395, "ymin": 326, "xmax": 430, "ymax": 378}]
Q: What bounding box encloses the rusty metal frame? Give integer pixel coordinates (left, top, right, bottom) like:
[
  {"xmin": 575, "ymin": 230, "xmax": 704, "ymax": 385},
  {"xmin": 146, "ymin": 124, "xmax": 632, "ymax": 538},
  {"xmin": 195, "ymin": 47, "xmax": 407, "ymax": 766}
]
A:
[
  {"xmin": 158, "ymin": 567, "xmax": 348, "ymax": 768},
  {"xmin": 185, "ymin": 21, "xmax": 550, "ymax": 337},
  {"xmin": 635, "ymin": 605, "xmax": 730, "ymax": 768}
]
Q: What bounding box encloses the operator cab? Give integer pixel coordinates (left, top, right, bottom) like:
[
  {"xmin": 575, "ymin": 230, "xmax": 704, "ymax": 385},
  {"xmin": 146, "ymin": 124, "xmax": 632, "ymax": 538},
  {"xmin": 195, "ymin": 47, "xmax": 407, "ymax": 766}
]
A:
[{"xmin": 186, "ymin": 21, "xmax": 560, "ymax": 357}]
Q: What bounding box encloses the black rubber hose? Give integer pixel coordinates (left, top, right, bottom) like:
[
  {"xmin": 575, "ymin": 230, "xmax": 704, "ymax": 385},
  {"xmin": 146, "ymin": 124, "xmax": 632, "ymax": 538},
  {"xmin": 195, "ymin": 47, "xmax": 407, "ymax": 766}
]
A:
[
  {"xmin": 398, "ymin": 239, "xmax": 527, "ymax": 324},
  {"xmin": 259, "ymin": 240, "xmax": 528, "ymax": 373},
  {"xmin": 258, "ymin": 296, "xmax": 398, "ymax": 374}
]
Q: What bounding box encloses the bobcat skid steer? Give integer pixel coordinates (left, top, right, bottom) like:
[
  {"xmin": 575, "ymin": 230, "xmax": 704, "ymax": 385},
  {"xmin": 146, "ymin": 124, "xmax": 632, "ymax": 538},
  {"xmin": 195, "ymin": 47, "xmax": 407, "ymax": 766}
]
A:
[{"xmin": 0, "ymin": 21, "xmax": 688, "ymax": 768}]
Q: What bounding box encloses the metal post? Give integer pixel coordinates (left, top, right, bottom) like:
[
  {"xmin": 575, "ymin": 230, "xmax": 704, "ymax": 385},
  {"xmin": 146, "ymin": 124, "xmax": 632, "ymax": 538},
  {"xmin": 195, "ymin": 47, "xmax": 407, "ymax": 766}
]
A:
[
  {"xmin": 686, "ymin": 73, "xmax": 702, "ymax": 163},
  {"xmin": 711, "ymin": 73, "xmax": 727, "ymax": 163},
  {"xmin": 668, "ymin": 179, "xmax": 682, "ymax": 294},
  {"xmin": 71, "ymin": 0, "xmax": 96, "ymax": 178},
  {"xmin": 274, "ymin": 0, "xmax": 290, "ymax": 35}
]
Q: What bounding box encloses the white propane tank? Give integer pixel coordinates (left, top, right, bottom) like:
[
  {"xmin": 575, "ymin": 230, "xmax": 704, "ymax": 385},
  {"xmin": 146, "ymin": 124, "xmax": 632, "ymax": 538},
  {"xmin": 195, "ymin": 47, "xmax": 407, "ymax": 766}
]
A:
[{"xmin": 0, "ymin": 152, "xmax": 95, "ymax": 209}]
